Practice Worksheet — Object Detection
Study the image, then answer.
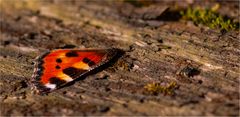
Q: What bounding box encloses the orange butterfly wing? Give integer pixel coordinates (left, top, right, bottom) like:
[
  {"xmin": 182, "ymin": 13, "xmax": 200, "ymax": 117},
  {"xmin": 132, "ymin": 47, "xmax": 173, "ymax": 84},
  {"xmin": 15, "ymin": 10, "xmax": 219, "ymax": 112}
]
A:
[{"xmin": 31, "ymin": 48, "xmax": 122, "ymax": 94}]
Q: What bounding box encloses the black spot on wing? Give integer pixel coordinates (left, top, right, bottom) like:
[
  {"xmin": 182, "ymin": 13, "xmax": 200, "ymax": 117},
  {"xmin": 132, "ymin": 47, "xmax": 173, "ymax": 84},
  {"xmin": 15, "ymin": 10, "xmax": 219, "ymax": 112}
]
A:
[
  {"xmin": 65, "ymin": 51, "xmax": 79, "ymax": 57},
  {"xmin": 55, "ymin": 65, "xmax": 61, "ymax": 69},
  {"xmin": 56, "ymin": 58, "xmax": 62, "ymax": 63},
  {"xmin": 82, "ymin": 57, "xmax": 96, "ymax": 66},
  {"xmin": 63, "ymin": 67, "xmax": 87, "ymax": 78},
  {"xmin": 49, "ymin": 77, "xmax": 66, "ymax": 87}
]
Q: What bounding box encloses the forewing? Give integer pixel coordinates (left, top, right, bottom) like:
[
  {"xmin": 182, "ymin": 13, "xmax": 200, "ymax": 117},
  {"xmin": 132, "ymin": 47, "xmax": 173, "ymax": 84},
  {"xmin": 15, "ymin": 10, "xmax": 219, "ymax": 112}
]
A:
[{"xmin": 31, "ymin": 48, "xmax": 121, "ymax": 94}]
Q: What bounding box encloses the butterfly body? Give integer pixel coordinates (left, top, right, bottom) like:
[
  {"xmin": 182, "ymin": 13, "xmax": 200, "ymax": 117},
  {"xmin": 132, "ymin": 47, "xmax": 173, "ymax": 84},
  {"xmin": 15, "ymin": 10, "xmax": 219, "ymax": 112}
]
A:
[{"xmin": 31, "ymin": 48, "xmax": 122, "ymax": 94}]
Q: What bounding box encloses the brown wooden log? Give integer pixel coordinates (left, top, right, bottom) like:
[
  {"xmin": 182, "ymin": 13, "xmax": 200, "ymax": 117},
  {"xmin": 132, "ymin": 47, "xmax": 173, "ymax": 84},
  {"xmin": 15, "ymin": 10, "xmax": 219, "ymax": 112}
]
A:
[{"xmin": 0, "ymin": 0, "xmax": 239, "ymax": 116}]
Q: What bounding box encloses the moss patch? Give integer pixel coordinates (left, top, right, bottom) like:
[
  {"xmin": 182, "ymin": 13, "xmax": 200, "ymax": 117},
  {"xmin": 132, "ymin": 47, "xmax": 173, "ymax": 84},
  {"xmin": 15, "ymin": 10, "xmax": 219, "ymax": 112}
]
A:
[
  {"xmin": 144, "ymin": 82, "xmax": 177, "ymax": 95},
  {"xmin": 180, "ymin": 6, "xmax": 239, "ymax": 31}
]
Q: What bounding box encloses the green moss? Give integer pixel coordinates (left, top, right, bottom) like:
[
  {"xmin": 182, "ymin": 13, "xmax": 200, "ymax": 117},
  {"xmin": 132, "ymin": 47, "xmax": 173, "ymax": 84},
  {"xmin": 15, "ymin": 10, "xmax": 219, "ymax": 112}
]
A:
[
  {"xmin": 144, "ymin": 82, "xmax": 177, "ymax": 95},
  {"xmin": 180, "ymin": 7, "xmax": 239, "ymax": 31}
]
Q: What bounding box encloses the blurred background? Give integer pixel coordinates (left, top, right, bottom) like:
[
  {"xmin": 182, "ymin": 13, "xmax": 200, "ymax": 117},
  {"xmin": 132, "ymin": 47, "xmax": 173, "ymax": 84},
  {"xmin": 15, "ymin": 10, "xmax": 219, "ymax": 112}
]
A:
[{"xmin": 0, "ymin": 0, "xmax": 239, "ymax": 116}]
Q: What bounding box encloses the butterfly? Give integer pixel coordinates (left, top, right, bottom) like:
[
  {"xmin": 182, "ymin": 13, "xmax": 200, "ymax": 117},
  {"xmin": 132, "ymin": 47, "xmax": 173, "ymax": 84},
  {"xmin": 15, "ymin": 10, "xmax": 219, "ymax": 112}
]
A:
[{"xmin": 31, "ymin": 48, "xmax": 123, "ymax": 94}]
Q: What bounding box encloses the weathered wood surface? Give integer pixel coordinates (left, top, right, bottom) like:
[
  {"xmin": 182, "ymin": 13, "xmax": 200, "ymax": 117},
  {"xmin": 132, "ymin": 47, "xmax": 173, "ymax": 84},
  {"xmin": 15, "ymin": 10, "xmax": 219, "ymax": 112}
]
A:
[{"xmin": 0, "ymin": 0, "xmax": 239, "ymax": 116}]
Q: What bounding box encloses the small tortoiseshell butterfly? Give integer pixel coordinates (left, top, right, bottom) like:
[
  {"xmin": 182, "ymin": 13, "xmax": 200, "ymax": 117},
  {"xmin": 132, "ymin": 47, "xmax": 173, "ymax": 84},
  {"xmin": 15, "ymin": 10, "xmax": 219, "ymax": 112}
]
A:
[{"xmin": 31, "ymin": 48, "xmax": 123, "ymax": 94}]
